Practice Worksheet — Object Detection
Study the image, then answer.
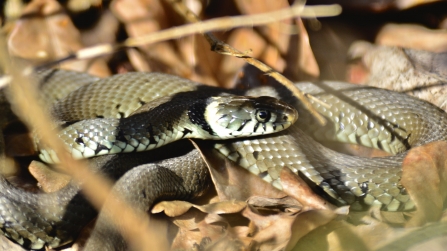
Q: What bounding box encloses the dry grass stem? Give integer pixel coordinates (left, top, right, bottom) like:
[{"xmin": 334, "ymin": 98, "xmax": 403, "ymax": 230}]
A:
[
  {"xmin": 305, "ymin": 93, "xmax": 332, "ymax": 109},
  {"xmin": 0, "ymin": 36, "xmax": 167, "ymax": 251},
  {"xmin": 69, "ymin": 3, "xmax": 340, "ymax": 63}
]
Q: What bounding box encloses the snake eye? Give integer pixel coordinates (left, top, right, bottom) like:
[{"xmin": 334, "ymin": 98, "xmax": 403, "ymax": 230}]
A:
[{"xmin": 256, "ymin": 109, "xmax": 271, "ymax": 122}]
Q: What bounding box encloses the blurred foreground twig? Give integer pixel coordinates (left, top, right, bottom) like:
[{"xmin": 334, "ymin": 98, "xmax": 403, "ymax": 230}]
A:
[{"xmin": 0, "ymin": 36, "xmax": 167, "ymax": 251}]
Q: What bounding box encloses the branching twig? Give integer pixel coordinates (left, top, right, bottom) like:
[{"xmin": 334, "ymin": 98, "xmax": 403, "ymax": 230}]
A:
[{"xmin": 166, "ymin": 0, "xmax": 329, "ymax": 125}]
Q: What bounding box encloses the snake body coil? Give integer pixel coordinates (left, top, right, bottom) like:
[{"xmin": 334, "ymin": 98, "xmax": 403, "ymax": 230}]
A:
[{"xmin": 0, "ymin": 70, "xmax": 447, "ymax": 249}]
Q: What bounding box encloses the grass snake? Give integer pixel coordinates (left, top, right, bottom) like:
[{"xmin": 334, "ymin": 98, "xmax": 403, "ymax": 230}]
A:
[{"xmin": 0, "ymin": 69, "xmax": 447, "ymax": 249}]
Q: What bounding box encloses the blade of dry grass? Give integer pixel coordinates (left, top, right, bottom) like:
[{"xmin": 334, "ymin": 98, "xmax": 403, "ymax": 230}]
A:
[{"xmin": 35, "ymin": 3, "xmax": 340, "ymax": 70}]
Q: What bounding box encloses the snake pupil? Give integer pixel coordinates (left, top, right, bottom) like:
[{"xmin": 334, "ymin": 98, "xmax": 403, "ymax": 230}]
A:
[{"xmin": 256, "ymin": 110, "xmax": 271, "ymax": 122}]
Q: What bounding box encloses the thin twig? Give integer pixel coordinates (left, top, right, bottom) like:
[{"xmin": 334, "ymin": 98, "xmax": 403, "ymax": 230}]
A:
[
  {"xmin": 305, "ymin": 93, "xmax": 331, "ymax": 109},
  {"xmin": 33, "ymin": 3, "xmax": 340, "ymax": 68},
  {"xmin": 166, "ymin": 0, "xmax": 329, "ymax": 125}
]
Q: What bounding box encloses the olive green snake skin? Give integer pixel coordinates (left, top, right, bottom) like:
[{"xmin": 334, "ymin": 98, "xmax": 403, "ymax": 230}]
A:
[{"xmin": 1, "ymin": 69, "xmax": 447, "ymax": 250}]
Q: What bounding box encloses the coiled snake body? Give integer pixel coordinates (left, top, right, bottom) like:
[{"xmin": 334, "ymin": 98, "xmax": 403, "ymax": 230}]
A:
[{"xmin": 0, "ymin": 69, "xmax": 447, "ymax": 250}]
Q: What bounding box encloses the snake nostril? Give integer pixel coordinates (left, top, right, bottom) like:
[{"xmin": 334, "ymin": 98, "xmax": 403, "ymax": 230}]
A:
[{"xmin": 283, "ymin": 115, "xmax": 288, "ymax": 121}]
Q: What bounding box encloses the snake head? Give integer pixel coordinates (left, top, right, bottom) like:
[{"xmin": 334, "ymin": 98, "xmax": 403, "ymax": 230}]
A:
[{"xmin": 205, "ymin": 95, "xmax": 298, "ymax": 138}]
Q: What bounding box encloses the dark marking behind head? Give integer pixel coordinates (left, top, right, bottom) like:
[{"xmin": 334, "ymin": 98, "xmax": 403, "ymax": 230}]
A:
[{"xmin": 188, "ymin": 101, "xmax": 215, "ymax": 136}]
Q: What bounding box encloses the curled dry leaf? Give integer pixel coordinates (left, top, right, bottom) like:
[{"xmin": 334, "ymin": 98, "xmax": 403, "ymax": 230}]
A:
[
  {"xmin": 244, "ymin": 207, "xmax": 298, "ymax": 251},
  {"xmin": 401, "ymin": 141, "xmax": 447, "ymax": 227},
  {"xmin": 152, "ymin": 200, "xmax": 247, "ymax": 217},
  {"xmin": 190, "ymin": 140, "xmax": 337, "ymax": 250},
  {"xmin": 197, "ymin": 200, "xmax": 247, "ymax": 215},
  {"xmin": 347, "ymin": 42, "xmax": 447, "ymax": 111},
  {"xmin": 152, "ymin": 200, "xmax": 195, "ymax": 217},
  {"xmin": 279, "ymin": 164, "xmax": 336, "ymax": 211},
  {"xmin": 167, "ymin": 206, "xmax": 245, "ymax": 250},
  {"xmin": 28, "ymin": 160, "xmax": 71, "ymax": 193},
  {"xmin": 196, "ymin": 141, "xmax": 290, "ymax": 202},
  {"xmin": 7, "ymin": 0, "xmax": 109, "ymax": 75}
]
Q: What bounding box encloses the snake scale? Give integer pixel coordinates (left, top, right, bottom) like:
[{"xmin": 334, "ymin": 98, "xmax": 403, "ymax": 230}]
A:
[{"xmin": 0, "ymin": 69, "xmax": 447, "ymax": 250}]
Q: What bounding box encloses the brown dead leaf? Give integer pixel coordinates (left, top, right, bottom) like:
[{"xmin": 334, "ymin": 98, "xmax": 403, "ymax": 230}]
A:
[
  {"xmin": 283, "ymin": 18, "xmax": 320, "ymax": 81},
  {"xmin": 347, "ymin": 42, "xmax": 447, "ymax": 111},
  {"xmin": 7, "ymin": 0, "xmax": 110, "ymax": 75},
  {"xmin": 280, "ymin": 164, "xmax": 336, "ymax": 211},
  {"xmin": 197, "ymin": 200, "xmax": 247, "ymax": 215},
  {"xmin": 171, "ymin": 209, "xmax": 205, "ymax": 232},
  {"xmin": 401, "ymin": 141, "xmax": 447, "ymax": 227},
  {"xmin": 28, "ymin": 160, "xmax": 71, "ymax": 192},
  {"xmin": 189, "ymin": 140, "xmax": 338, "ymax": 250},
  {"xmin": 152, "ymin": 200, "xmax": 247, "ymax": 218},
  {"xmin": 219, "ymin": 28, "xmax": 267, "ymax": 88},
  {"xmin": 168, "ymin": 207, "xmax": 240, "ymax": 250},
  {"xmin": 244, "ymin": 208, "xmax": 297, "ymax": 251},
  {"xmin": 196, "ymin": 141, "xmax": 289, "ymax": 202},
  {"xmin": 234, "ymin": 0, "xmax": 290, "ymax": 70},
  {"xmin": 152, "ymin": 200, "xmax": 194, "ymax": 217}
]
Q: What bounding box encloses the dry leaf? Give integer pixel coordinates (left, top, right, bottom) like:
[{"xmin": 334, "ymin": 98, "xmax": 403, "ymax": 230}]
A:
[
  {"xmin": 347, "ymin": 42, "xmax": 447, "ymax": 111},
  {"xmin": 279, "ymin": 164, "xmax": 336, "ymax": 211},
  {"xmin": 283, "ymin": 18, "xmax": 320, "ymax": 81},
  {"xmin": 7, "ymin": 0, "xmax": 109, "ymax": 75},
  {"xmin": 401, "ymin": 141, "xmax": 447, "ymax": 227},
  {"xmin": 375, "ymin": 222, "xmax": 447, "ymax": 251},
  {"xmin": 193, "ymin": 140, "xmax": 289, "ymax": 202},
  {"xmin": 152, "ymin": 200, "xmax": 195, "ymax": 217},
  {"xmin": 28, "ymin": 160, "xmax": 71, "ymax": 193}
]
